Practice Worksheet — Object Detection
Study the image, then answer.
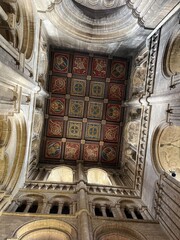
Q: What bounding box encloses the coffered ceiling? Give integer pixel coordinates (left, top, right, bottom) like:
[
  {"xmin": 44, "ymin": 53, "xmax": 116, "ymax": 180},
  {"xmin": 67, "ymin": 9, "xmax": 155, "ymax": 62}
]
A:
[{"xmin": 41, "ymin": 49, "xmax": 128, "ymax": 167}]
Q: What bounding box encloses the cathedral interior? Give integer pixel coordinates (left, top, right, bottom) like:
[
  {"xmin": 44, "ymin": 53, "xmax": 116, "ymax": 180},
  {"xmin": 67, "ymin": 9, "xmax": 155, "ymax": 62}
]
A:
[{"xmin": 0, "ymin": 0, "xmax": 180, "ymax": 240}]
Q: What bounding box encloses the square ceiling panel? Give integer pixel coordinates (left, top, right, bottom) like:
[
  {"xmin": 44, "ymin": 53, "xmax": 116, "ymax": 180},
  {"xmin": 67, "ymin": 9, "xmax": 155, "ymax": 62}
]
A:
[{"xmin": 41, "ymin": 49, "xmax": 128, "ymax": 166}]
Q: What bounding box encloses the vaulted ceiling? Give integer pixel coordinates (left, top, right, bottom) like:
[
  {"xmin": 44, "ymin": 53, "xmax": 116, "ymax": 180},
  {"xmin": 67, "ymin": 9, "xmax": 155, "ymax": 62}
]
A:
[{"xmin": 35, "ymin": 0, "xmax": 178, "ymax": 56}]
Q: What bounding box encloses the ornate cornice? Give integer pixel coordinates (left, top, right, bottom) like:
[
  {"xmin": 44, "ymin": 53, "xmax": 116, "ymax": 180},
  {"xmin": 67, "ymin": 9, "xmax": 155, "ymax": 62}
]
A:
[{"xmin": 74, "ymin": 0, "xmax": 126, "ymax": 10}]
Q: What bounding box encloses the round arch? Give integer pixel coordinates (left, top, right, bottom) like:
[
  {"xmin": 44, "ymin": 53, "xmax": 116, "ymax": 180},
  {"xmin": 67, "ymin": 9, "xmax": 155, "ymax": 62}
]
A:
[
  {"xmin": 152, "ymin": 122, "xmax": 180, "ymax": 181},
  {"xmin": 47, "ymin": 166, "xmax": 73, "ymax": 183},
  {"xmin": 94, "ymin": 224, "xmax": 147, "ymax": 240},
  {"xmin": 163, "ymin": 30, "xmax": 180, "ymax": 77},
  {"xmin": 0, "ymin": 111, "xmax": 27, "ymax": 192},
  {"xmin": 13, "ymin": 219, "xmax": 77, "ymax": 240},
  {"xmin": 87, "ymin": 168, "xmax": 112, "ymax": 185}
]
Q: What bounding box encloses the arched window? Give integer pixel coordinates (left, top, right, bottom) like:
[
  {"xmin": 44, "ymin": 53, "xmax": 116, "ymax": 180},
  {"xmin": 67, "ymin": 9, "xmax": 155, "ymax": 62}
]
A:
[
  {"xmin": 87, "ymin": 168, "xmax": 112, "ymax": 185},
  {"xmin": 62, "ymin": 203, "xmax": 70, "ymax": 214},
  {"xmin": 15, "ymin": 201, "xmax": 27, "ymax": 213},
  {"xmin": 47, "ymin": 166, "xmax": 73, "ymax": 183},
  {"xmin": 105, "ymin": 206, "xmax": 113, "ymax": 218},
  {"xmin": 28, "ymin": 201, "xmax": 38, "ymax": 213},
  {"xmin": 95, "ymin": 204, "xmax": 103, "ymax": 216},
  {"xmin": 50, "ymin": 203, "xmax": 59, "ymax": 214},
  {"xmin": 124, "ymin": 207, "xmax": 133, "ymax": 219},
  {"xmin": 134, "ymin": 208, "xmax": 143, "ymax": 219}
]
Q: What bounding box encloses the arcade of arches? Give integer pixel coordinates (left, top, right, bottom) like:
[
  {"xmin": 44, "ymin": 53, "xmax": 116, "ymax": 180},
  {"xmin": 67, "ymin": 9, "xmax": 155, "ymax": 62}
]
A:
[{"xmin": 0, "ymin": 1, "xmax": 179, "ymax": 240}]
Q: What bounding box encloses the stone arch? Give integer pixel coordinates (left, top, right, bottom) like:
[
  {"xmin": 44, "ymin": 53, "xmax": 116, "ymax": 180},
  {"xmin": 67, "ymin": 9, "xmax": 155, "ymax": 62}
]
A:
[
  {"xmin": 13, "ymin": 219, "xmax": 77, "ymax": 240},
  {"xmin": 47, "ymin": 166, "xmax": 74, "ymax": 183},
  {"xmin": 87, "ymin": 168, "xmax": 112, "ymax": 185},
  {"xmin": 0, "ymin": 117, "xmax": 11, "ymax": 147},
  {"xmin": 0, "ymin": 117, "xmax": 11, "ymax": 184},
  {"xmin": 48, "ymin": 195, "xmax": 73, "ymax": 214},
  {"xmin": 94, "ymin": 224, "xmax": 147, "ymax": 240},
  {"xmin": 49, "ymin": 195, "xmax": 72, "ymax": 203},
  {"xmin": 118, "ymin": 199, "xmax": 144, "ymax": 220},
  {"xmin": 15, "ymin": 193, "xmax": 45, "ymax": 213},
  {"xmin": 0, "ymin": 111, "xmax": 27, "ymax": 192},
  {"xmin": 152, "ymin": 122, "xmax": 180, "ymax": 181},
  {"xmin": 17, "ymin": 193, "xmax": 45, "ymax": 202},
  {"xmin": 0, "ymin": 0, "xmax": 35, "ymax": 59},
  {"xmin": 93, "ymin": 197, "xmax": 112, "ymax": 203},
  {"xmin": 15, "ymin": 0, "xmax": 34, "ymax": 60},
  {"xmin": 92, "ymin": 197, "xmax": 114, "ymax": 218},
  {"xmin": 118, "ymin": 199, "xmax": 140, "ymax": 208},
  {"xmin": 164, "ymin": 30, "xmax": 180, "ymax": 76}
]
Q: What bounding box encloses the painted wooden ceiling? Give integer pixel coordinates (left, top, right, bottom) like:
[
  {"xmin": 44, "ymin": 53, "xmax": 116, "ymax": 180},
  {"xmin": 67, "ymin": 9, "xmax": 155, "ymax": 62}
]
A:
[{"xmin": 41, "ymin": 49, "xmax": 128, "ymax": 166}]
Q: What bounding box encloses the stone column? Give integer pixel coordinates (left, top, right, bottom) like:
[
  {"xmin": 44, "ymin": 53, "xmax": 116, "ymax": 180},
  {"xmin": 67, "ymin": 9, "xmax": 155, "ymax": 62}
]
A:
[
  {"xmin": 40, "ymin": 201, "xmax": 47, "ymax": 214},
  {"xmin": 44, "ymin": 203, "xmax": 51, "ymax": 214},
  {"xmin": 92, "ymin": 204, "xmax": 96, "ymax": 216},
  {"xmin": 6, "ymin": 200, "xmax": 17, "ymax": 212},
  {"xmin": 77, "ymin": 162, "xmax": 86, "ymax": 182},
  {"xmin": 24, "ymin": 201, "xmax": 32, "ymax": 213},
  {"xmin": 120, "ymin": 207, "xmax": 127, "ymax": 218},
  {"xmin": 44, "ymin": 169, "xmax": 51, "ymax": 181},
  {"xmin": 72, "ymin": 201, "xmax": 77, "ymax": 215},
  {"xmin": 35, "ymin": 168, "xmax": 44, "ymax": 181},
  {"xmin": 111, "ymin": 206, "xmax": 119, "ymax": 218},
  {"xmin": 0, "ymin": 6, "xmax": 8, "ymax": 22},
  {"xmin": 70, "ymin": 203, "xmax": 73, "ymax": 215},
  {"xmin": 77, "ymin": 163, "xmax": 93, "ymax": 240},
  {"xmin": 115, "ymin": 204, "xmax": 124, "ymax": 219},
  {"xmin": 0, "ymin": 197, "xmax": 8, "ymax": 211},
  {"xmin": 28, "ymin": 168, "xmax": 38, "ymax": 180},
  {"xmin": 101, "ymin": 206, "xmax": 107, "ymax": 217},
  {"xmin": 129, "ymin": 207, "xmax": 137, "ymax": 219},
  {"xmin": 89, "ymin": 202, "xmax": 93, "ymax": 215},
  {"xmin": 58, "ymin": 203, "xmax": 63, "ymax": 214},
  {"xmin": 113, "ymin": 174, "xmax": 122, "ymax": 185}
]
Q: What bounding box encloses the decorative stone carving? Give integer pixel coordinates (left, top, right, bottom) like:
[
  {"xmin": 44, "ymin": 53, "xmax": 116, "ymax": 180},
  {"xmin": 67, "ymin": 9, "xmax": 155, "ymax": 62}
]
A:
[
  {"xmin": 126, "ymin": 0, "xmax": 178, "ymax": 29},
  {"xmin": 31, "ymin": 139, "xmax": 40, "ymax": 154},
  {"xmin": 33, "ymin": 112, "xmax": 43, "ymax": 136},
  {"xmin": 74, "ymin": 0, "xmax": 126, "ymax": 10},
  {"xmin": 128, "ymin": 108, "xmax": 141, "ymax": 121},
  {"xmin": 132, "ymin": 67, "xmax": 146, "ymax": 97},
  {"xmin": 36, "ymin": 97, "xmax": 44, "ymax": 109},
  {"xmin": 38, "ymin": 38, "xmax": 48, "ymax": 86},
  {"xmin": 146, "ymin": 30, "xmax": 160, "ymax": 94},
  {"xmin": 125, "ymin": 148, "xmax": 136, "ymax": 162},
  {"xmin": 124, "ymin": 121, "xmax": 140, "ymax": 148}
]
